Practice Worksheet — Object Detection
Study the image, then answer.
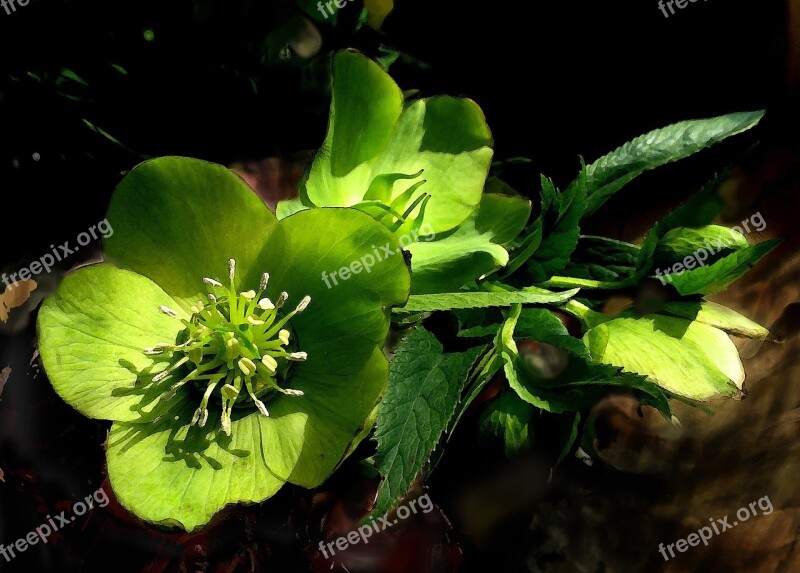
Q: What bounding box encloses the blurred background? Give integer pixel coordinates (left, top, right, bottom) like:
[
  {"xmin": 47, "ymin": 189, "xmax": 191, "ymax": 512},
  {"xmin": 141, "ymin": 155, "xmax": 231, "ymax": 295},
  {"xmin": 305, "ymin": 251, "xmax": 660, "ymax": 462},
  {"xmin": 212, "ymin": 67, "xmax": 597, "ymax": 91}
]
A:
[{"xmin": 0, "ymin": 0, "xmax": 798, "ymax": 571}]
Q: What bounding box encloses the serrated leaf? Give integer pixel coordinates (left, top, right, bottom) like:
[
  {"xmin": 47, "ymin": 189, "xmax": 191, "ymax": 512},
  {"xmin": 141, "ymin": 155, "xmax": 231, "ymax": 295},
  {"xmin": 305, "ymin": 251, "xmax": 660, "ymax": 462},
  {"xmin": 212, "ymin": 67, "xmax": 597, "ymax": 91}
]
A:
[
  {"xmin": 505, "ymin": 310, "xmax": 672, "ymax": 417},
  {"xmin": 527, "ymin": 169, "xmax": 588, "ymax": 283},
  {"xmin": 479, "ymin": 391, "xmax": 535, "ymax": 457},
  {"xmin": 503, "ymin": 217, "xmax": 543, "ymax": 277},
  {"xmin": 446, "ymin": 343, "xmax": 503, "ymax": 438},
  {"xmin": 572, "ymin": 111, "xmax": 764, "ymax": 217},
  {"xmin": 395, "ymin": 288, "xmax": 579, "ymax": 313},
  {"xmin": 372, "ymin": 328, "xmax": 481, "ymax": 516},
  {"xmin": 515, "ymin": 308, "xmax": 592, "ymax": 360},
  {"xmin": 573, "ymin": 236, "xmax": 641, "ymax": 267}
]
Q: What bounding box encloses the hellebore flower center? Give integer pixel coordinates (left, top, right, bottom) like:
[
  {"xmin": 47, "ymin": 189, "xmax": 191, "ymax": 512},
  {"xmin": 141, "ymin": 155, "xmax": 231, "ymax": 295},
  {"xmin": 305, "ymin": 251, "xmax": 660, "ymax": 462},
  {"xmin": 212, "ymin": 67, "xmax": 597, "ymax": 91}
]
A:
[{"xmin": 145, "ymin": 258, "xmax": 309, "ymax": 436}]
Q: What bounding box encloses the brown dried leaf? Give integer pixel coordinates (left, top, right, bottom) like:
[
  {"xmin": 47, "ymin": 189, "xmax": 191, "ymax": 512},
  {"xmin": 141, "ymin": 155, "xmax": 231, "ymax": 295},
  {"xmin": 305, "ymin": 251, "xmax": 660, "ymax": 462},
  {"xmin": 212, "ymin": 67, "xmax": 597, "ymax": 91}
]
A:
[{"xmin": 0, "ymin": 280, "xmax": 37, "ymax": 323}]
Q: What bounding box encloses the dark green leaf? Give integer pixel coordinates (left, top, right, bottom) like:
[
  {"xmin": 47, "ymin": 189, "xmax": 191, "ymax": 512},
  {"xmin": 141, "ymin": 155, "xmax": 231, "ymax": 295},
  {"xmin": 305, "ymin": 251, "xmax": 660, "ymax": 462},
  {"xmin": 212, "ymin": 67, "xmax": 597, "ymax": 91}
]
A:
[
  {"xmin": 479, "ymin": 391, "xmax": 535, "ymax": 457},
  {"xmin": 372, "ymin": 328, "xmax": 482, "ymax": 516},
  {"xmin": 396, "ymin": 288, "xmax": 579, "ymax": 313},
  {"xmin": 571, "ymin": 111, "xmax": 764, "ymax": 216}
]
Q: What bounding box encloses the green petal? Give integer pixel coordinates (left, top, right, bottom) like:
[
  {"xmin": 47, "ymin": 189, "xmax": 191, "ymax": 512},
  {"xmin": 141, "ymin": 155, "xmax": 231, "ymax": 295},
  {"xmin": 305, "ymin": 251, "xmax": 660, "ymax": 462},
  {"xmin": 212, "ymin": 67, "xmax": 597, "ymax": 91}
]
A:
[
  {"xmin": 37, "ymin": 264, "xmax": 187, "ymax": 422},
  {"xmin": 275, "ymin": 196, "xmax": 308, "ymax": 220},
  {"xmin": 583, "ymin": 315, "xmax": 742, "ymax": 400},
  {"xmin": 252, "ymin": 348, "xmax": 389, "ymax": 487},
  {"xmin": 370, "ymin": 96, "xmax": 494, "ymax": 234},
  {"xmin": 251, "ymin": 208, "xmax": 411, "ymax": 365},
  {"xmin": 302, "ymin": 50, "xmax": 404, "ymax": 207},
  {"xmin": 654, "ymin": 225, "xmax": 748, "ymax": 267},
  {"xmin": 407, "ymin": 192, "xmax": 530, "ymax": 293},
  {"xmin": 107, "ymin": 351, "xmax": 389, "ymax": 531},
  {"xmin": 106, "ymin": 395, "xmax": 285, "ymax": 531},
  {"xmin": 105, "ymin": 156, "xmax": 277, "ymax": 311},
  {"xmin": 660, "ymin": 301, "xmax": 769, "ymax": 339}
]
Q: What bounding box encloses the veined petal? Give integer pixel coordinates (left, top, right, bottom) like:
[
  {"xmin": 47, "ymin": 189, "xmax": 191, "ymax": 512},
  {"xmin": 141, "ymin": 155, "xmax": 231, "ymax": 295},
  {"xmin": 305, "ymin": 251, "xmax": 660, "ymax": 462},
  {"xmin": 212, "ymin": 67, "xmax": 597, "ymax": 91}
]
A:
[
  {"xmin": 37, "ymin": 264, "xmax": 187, "ymax": 422},
  {"xmin": 105, "ymin": 157, "xmax": 278, "ymax": 312}
]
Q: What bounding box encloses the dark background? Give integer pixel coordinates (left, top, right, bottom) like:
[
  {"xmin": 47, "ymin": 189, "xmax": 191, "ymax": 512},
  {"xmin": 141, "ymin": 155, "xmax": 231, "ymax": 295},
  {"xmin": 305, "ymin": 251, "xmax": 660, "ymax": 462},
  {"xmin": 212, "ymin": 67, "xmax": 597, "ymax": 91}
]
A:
[
  {"xmin": 1, "ymin": 1, "xmax": 797, "ymax": 571},
  {"xmin": 0, "ymin": 0, "xmax": 792, "ymax": 265}
]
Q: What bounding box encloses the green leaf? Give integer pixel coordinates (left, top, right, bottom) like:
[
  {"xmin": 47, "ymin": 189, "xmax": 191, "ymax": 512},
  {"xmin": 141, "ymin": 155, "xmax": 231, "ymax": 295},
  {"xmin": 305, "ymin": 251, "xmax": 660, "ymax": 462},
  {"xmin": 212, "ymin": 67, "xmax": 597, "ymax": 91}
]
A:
[
  {"xmin": 527, "ymin": 170, "xmax": 588, "ymax": 283},
  {"xmin": 583, "ymin": 315, "xmax": 743, "ymax": 400},
  {"xmin": 573, "ymin": 111, "xmax": 764, "ymax": 216},
  {"xmin": 459, "ymin": 307, "xmax": 590, "ymax": 359},
  {"xmin": 479, "ymin": 391, "xmax": 535, "ymax": 457},
  {"xmin": 302, "ymin": 50, "xmax": 404, "ymax": 207},
  {"xmin": 446, "ymin": 343, "xmax": 503, "ymax": 438},
  {"xmin": 105, "ymin": 157, "xmax": 277, "ymax": 312},
  {"xmin": 82, "ymin": 119, "xmax": 133, "ymax": 152},
  {"xmin": 514, "ymin": 308, "xmax": 591, "ymax": 360},
  {"xmin": 502, "ymin": 306, "xmax": 671, "ymax": 416},
  {"xmin": 660, "ymin": 301, "xmax": 769, "ymax": 339},
  {"xmin": 503, "ymin": 217, "xmax": 543, "ymax": 277},
  {"xmin": 396, "ymin": 288, "xmax": 579, "ymax": 313},
  {"xmin": 372, "ymin": 328, "xmax": 481, "ymax": 516},
  {"xmin": 37, "ymin": 264, "xmax": 186, "ymax": 422},
  {"xmin": 664, "ymin": 239, "xmax": 781, "ymax": 295},
  {"xmin": 540, "ymin": 174, "xmax": 559, "ymax": 215},
  {"xmin": 406, "ymin": 191, "xmax": 531, "ymax": 294},
  {"xmin": 573, "ymin": 236, "xmax": 640, "ymax": 267},
  {"xmin": 554, "ymin": 413, "xmax": 581, "ymax": 467}
]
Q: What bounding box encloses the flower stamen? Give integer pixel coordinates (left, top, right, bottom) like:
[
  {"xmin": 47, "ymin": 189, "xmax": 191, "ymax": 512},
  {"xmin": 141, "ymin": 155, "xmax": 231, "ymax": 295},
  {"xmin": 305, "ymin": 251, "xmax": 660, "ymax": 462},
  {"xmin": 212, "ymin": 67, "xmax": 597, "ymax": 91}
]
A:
[{"xmin": 143, "ymin": 258, "xmax": 309, "ymax": 436}]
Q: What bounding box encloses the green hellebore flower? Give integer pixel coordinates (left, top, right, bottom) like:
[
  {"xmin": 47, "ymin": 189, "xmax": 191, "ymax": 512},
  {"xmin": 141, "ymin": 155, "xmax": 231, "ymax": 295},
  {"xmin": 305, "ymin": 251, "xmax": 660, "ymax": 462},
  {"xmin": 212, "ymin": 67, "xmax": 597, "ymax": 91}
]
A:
[
  {"xmin": 36, "ymin": 156, "xmax": 410, "ymax": 531},
  {"xmin": 277, "ymin": 50, "xmax": 532, "ymax": 294}
]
